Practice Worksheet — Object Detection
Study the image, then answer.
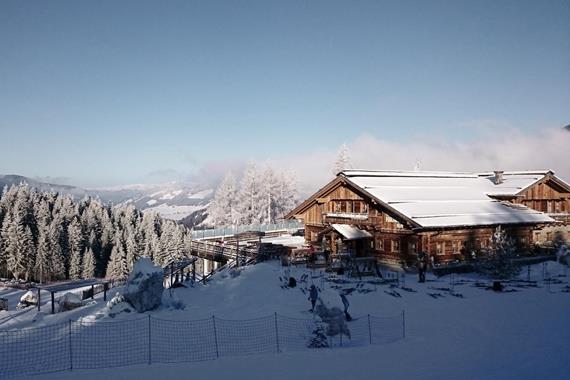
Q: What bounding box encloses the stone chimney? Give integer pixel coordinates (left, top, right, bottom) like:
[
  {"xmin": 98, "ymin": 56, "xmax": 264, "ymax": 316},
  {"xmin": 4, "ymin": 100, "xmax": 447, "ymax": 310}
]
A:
[{"xmin": 494, "ymin": 170, "xmax": 504, "ymax": 185}]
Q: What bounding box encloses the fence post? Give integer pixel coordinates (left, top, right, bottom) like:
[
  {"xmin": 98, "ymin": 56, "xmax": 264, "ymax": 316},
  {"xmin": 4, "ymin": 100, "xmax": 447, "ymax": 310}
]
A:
[
  {"xmin": 274, "ymin": 313, "xmax": 280, "ymax": 353},
  {"xmin": 212, "ymin": 316, "xmax": 219, "ymax": 358},
  {"xmin": 402, "ymin": 310, "xmax": 406, "ymax": 339},
  {"xmin": 148, "ymin": 315, "xmax": 152, "ymax": 364},
  {"xmin": 367, "ymin": 314, "xmax": 372, "ymax": 344},
  {"xmin": 68, "ymin": 320, "xmax": 73, "ymax": 371}
]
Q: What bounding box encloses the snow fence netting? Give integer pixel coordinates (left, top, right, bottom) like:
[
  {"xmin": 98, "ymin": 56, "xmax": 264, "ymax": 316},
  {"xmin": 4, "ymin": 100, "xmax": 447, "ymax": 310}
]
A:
[{"xmin": 0, "ymin": 312, "xmax": 404, "ymax": 378}]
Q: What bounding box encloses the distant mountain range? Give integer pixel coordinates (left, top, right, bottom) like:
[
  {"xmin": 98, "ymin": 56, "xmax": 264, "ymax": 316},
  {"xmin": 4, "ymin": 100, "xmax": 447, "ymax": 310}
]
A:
[{"xmin": 0, "ymin": 174, "xmax": 213, "ymax": 223}]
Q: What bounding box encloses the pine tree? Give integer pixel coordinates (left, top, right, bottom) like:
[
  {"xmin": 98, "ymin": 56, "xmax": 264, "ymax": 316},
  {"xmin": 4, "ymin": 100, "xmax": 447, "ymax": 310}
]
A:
[
  {"xmin": 49, "ymin": 219, "xmax": 66, "ymax": 280},
  {"xmin": 34, "ymin": 223, "xmax": 52, "ymax": 283},
  {"xmin": 106, "ymin": 235, "xmax": 128, "ymax": 279},
  {"xmin": 236, "ymin": 163, "xmax": 263, "ymax": 225},
  {"xmin": 82, "ymin": 248, "xmax": 96, "ymax": 279},
  {"xmin": 333, "ymin": 143, "xmax": 351, "ymax": 176},
  {"xmin": 208, "ymin": 172, "xmax": 238, "ymax": 227},
  {"xmin": 476, "ymin": 226, "xmax": 520, "ymax": 279},
  {"xmin": 68, "ymin": 217, "xmax": 84, "ymax": 279},
  {"xmin": 69, "ymin": 249, "xmax": 82, "ymax": 279}
]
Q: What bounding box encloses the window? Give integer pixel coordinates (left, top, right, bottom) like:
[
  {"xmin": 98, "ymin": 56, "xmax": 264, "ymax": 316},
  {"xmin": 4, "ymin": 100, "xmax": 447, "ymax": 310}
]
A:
[
  {"xmin": 340, "ymin": 201, "xmax": 347, "ymax": 213},
  {"xmin": 408, "ymin": 242, "xmax": 417, "ymax": 254},
  {"xmin": 376, "ymin": 238, "xmax": 384, "ymax": 251},
  {"xmin": 518, "ymin": 237, "xmax": 528, "ymax": 246},
  {"xmin": 333, "ymin": 201, "xmax": 341, "ymax": 213},
  {"xmin": 452, "ymin": 241, "xmax": 461, "ymax": 254},
  {"xmin": 354, "ymin": 201, "xmax": 361, "ymax": 213},
  {"xmin": 392, "ymin": 240, "xmax": 400, "ymax": 253},
  {"xmin": 436, "ymin": 242, "xmax": 444, "ymax": 255}
]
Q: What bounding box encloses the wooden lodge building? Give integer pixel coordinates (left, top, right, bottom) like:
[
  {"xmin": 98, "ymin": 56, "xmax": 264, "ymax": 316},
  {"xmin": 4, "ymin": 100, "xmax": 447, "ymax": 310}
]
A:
[{"xmin": 285, "ymin": 170, "xmax": 570, "ymax": 266}]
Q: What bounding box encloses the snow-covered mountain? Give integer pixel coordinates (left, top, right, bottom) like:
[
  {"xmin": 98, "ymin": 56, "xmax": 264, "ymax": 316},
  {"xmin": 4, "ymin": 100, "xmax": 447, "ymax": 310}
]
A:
[
  {"xmin": 118, "ymin": 183, "xmax": 213, "ymax": 221},
  {"xmin": 0, "ymin": 175, "xmax": 213, "ymax": 223}
]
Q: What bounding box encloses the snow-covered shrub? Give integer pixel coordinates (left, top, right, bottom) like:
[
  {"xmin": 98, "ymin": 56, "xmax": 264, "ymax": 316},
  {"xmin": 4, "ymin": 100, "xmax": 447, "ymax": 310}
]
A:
[
  {"xmin": 314, "ymin": 301, "xmax": 351, "ymax": 339},
  {"xmin": 307, "ymin": 324, "xmax": 329, "ymax": 348},
  {"xmin": 106, "ymin": 292, "xmax": 125, "ymax": 309}
]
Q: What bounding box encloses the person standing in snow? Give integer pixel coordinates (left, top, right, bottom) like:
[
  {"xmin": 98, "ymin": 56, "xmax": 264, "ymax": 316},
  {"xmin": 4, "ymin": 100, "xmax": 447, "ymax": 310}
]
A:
[
  {"xmin": 309, "ymin": 285, "xmax": 319, "ymax": 312},
  {"xmin": 417, "ymin": 252, "xmax": 428, "ymax": 283},
  {"xmin": 340, "ymin": 293, "xmax": 352, "ymax": 321}
]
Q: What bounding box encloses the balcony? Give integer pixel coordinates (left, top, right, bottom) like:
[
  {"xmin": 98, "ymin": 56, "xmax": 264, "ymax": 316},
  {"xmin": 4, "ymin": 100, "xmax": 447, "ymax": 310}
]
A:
[{"xmin": 323, "ymin": 212, "xmax": 369, "ymax": 222}]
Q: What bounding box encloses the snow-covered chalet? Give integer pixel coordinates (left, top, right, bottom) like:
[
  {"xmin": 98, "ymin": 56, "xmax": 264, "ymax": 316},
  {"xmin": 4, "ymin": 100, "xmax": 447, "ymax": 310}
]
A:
[{"xmin": 285, "ymin": 170, "xmax": 570, "ymax": 265}]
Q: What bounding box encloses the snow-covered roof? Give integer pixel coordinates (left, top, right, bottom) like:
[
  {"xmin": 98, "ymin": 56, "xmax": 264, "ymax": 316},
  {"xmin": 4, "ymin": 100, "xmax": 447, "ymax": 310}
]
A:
[
  {"xmin": 478, "ymin": 171, "xmax": 550, "ymax": 196},
  {"xmin": 332, "ymin": 224, "xmax": 373, "ymax": 240},
  {"xmin": 341, "ymin": 170, "xmax": 555, "ymax": 229}
]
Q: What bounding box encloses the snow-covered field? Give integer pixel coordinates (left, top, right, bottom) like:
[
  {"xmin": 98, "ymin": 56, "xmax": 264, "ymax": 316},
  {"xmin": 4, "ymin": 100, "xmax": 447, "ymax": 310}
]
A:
[
  {"xmin": 142, "ymin": 204, "xmax": 206, "ymax": 221},
  {"xmin": 1, "ymin": 261, "xmax": 569, "ymax": 380}
]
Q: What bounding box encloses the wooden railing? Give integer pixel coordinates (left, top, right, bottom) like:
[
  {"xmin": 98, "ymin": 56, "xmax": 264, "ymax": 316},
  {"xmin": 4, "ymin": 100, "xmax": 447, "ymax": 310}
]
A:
[{"xmin": 190, "ymin": 240, "xmax": 259, "ymax": 262}]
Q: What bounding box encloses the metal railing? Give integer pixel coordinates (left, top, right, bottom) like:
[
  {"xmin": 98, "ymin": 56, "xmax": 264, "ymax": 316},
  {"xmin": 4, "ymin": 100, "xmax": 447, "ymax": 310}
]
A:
[{"xmin": 192, "ymin": 220, "xmax": 304, "ymax": 240}]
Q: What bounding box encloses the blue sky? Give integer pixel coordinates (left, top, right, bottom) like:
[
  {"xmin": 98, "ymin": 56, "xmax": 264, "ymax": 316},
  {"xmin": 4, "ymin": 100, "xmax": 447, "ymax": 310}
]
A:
[{"xmin": 1, "ymin": 0, "xmax": 569, "ymax": 187}]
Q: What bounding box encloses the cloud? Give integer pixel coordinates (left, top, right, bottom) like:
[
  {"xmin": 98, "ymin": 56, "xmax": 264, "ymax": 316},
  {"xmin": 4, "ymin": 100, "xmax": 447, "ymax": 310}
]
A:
[
  {"xmin": 145, "ymin": 168, "xmax": 185, "ymax": 182},
  {"xmin": 267, "ymin": 127, "xmax": 570, "ymax": 195}
]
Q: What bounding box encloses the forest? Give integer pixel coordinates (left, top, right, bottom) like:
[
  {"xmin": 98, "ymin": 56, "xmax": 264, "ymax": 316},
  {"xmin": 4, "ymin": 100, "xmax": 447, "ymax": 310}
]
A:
[{"xmin": 0, "ymin": 184, "xmax": 190, "ymax": 282}]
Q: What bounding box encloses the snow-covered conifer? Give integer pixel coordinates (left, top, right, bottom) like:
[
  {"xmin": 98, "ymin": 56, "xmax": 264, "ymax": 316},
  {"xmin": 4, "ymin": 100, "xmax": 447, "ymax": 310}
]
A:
[
  {"xmin": 82, "ymin": 247, "xmax": 96, "ymax": 279},
  {"xmin": 333, "ymin": 143, "xmax": 351, "ymax": 176}
]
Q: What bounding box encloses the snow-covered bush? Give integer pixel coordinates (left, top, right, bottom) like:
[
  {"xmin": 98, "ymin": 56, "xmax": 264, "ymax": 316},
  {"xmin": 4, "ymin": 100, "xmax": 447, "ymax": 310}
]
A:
[
  {"xmin": 314, "ymin": 301, "xmax": 351, "ymax": 339},
  {"xmin": 307, "ymin": 324, "xmax": 329, "ymax": 348},
  {"xmin": 106, "ymin": 292, "xmax": 125, "ymax": 309}
]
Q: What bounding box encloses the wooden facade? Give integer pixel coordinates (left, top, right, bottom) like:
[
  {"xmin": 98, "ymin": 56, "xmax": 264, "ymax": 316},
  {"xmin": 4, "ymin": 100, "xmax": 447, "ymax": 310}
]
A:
[
  {"xmin": 494, "ymin": 174, "xmax": 570, "ymax": 224},
  {"xmin": 286, "ymin": 172, "xmax": 567, "ymax": 267}
]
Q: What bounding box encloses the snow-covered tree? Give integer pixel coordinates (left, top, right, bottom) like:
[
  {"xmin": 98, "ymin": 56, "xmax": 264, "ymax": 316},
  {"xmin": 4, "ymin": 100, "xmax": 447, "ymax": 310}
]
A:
[
  {"xmin": 68, "ymin": 218, "xmax": 84, "ymax": 279},
  {"xmin": 48, "ymin": 219, "xmax": 66, "ymax": 280},
  {"xmin": 236, "ymin": 163, "xmax": 264, "ymax": 225},
  {"xmin": 476, "ymin": 226, "xmax": 520, "ymax": 279},
  {"xmin": 207, "ymin": 172, "xmax": 238, "ymax": 227},
  {"xmin": 333, "ymin": 143, "xmax": 351, "ymax": 176},
  {"xmin": 106, "ymin": 234, "xmax": 128, "ymax": 279},
  {"xmin": 34, "ymin": 224, "xmax": 52, "ymax": 283},
  {"xmin": 82, "ymin": 248, "xmax": 96, "ymax": 279},
  {"xmin": 0, "ymin": 183, "xmax": 194, "ymax": 281}
]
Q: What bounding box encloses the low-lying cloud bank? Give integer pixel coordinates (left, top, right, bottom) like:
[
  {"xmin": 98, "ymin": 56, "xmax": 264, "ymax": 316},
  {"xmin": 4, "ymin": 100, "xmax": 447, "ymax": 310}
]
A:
[{"xmin": 270, "ymin": 127, "xmax": 570, "ymax": 195}]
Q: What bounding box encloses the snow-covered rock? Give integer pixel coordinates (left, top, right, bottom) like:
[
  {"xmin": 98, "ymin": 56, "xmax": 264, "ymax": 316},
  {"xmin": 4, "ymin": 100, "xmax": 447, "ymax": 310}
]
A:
[
  {"xmin": 123, "ymin": 258, "xmax": 164, "ymax": 313},
  {"xmin": 0, "ymin": 297, "xmax": 8, "ymax": 311},
  {"xmin": 16, "ymin": 290, "xmax": 38, "ymax": 309},
  {"xmin": 58, "ymin": 292, "xmax": 83, "ymax": 312}
]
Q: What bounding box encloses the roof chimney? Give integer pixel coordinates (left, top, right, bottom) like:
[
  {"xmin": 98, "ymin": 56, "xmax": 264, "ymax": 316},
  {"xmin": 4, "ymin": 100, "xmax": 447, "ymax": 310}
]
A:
[{"xmin": 494, "ymin": 170, "xmax": 504, "ymax": 185}]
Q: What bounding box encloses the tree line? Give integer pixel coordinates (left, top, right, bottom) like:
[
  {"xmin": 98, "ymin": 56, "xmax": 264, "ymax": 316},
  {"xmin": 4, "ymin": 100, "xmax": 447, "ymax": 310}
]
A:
[
  {"xmin": 0, "ymin": 184, "xmax": 191, "ymax": 282},
  {"xmin": 206, "ymin": 163, "xmax": 298, "ymax": 228}
]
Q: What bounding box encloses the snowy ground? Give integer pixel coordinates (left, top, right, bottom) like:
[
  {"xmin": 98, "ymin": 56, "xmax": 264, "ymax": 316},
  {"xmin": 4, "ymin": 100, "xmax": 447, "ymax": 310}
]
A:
[{"xmin": 1, "ymin": 261, "xmax": 569, "ymax": 380}]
